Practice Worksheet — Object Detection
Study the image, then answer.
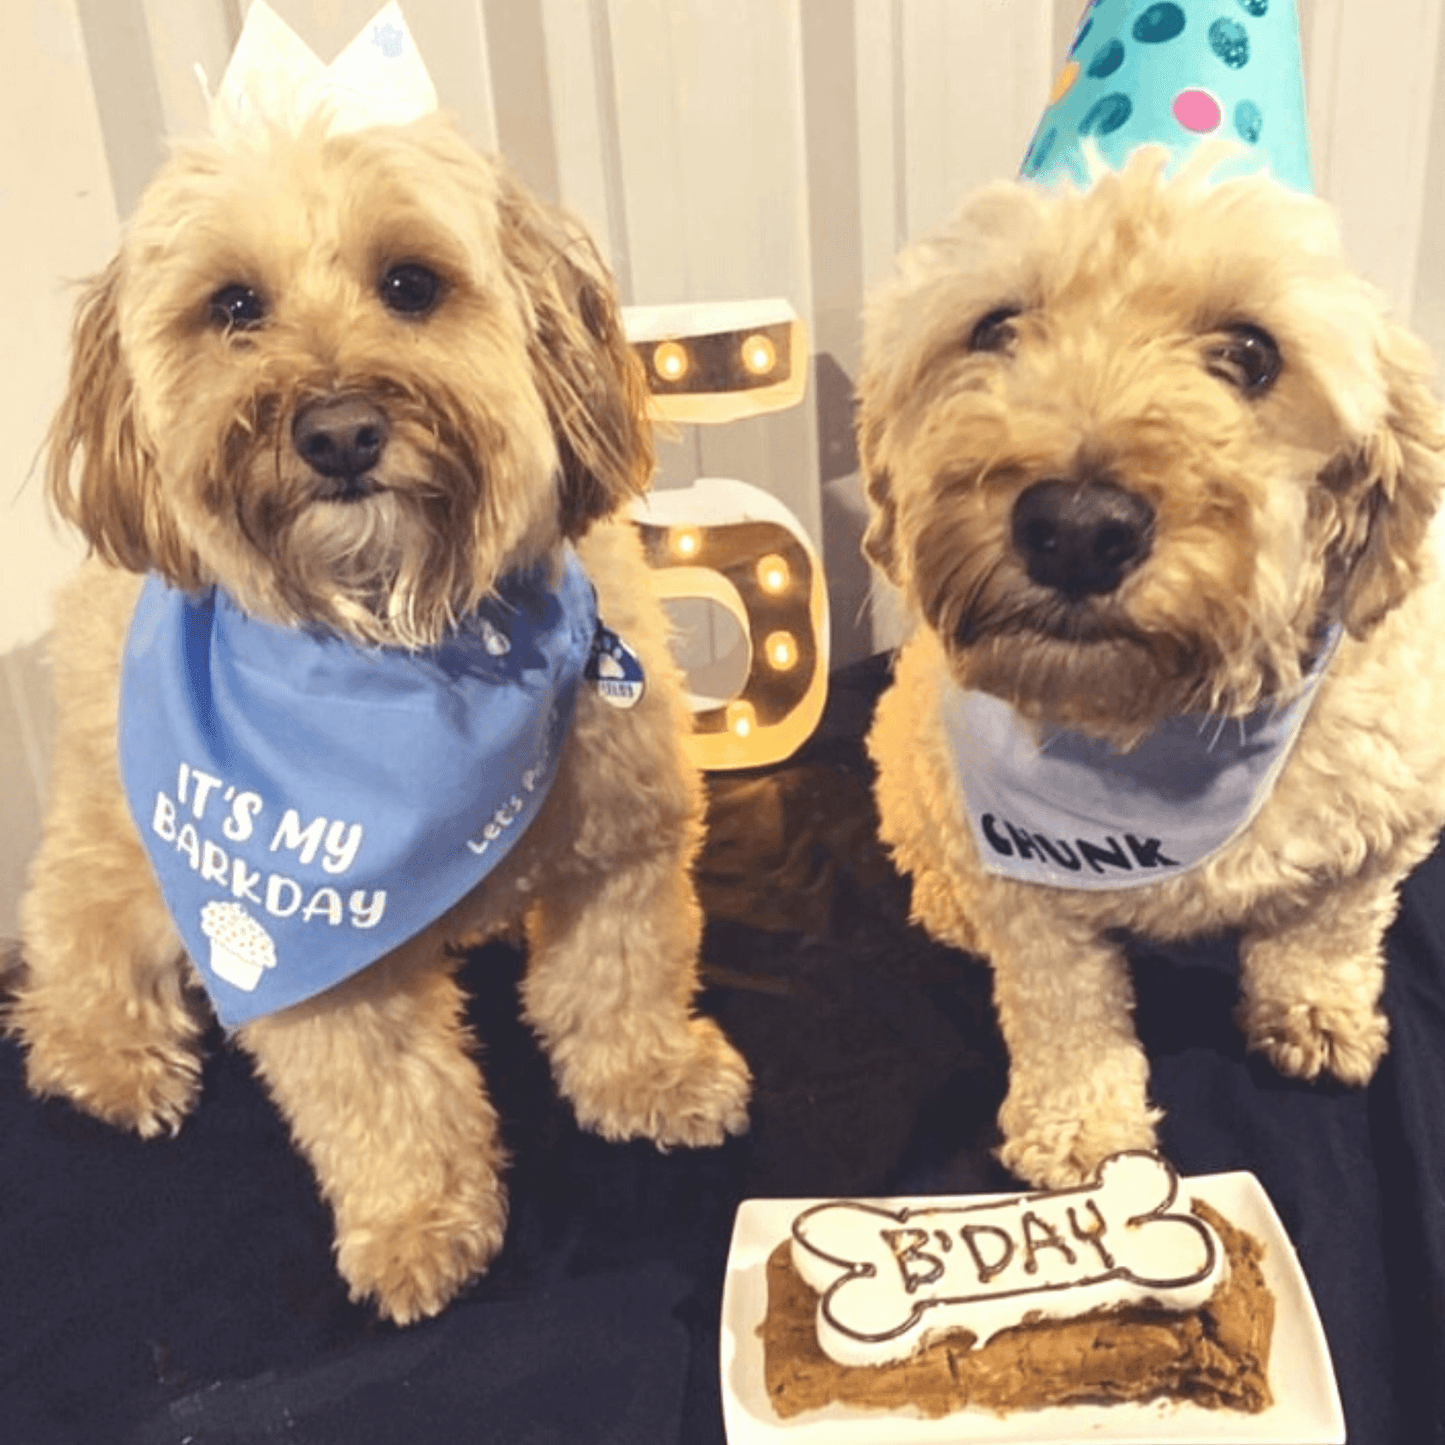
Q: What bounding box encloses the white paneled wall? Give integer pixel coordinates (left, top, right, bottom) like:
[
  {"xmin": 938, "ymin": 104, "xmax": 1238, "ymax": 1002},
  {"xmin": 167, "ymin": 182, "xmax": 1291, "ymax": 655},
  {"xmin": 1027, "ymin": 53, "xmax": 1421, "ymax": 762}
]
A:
[
  {"xmin": 4, "ymin": 0, "xmax": 1445, "ymax": 938},
  {"xmin": 3, "ymin": 0, "xmax": 117, "ymax": 942},
  {"xmin": 1304, "ymin": 0, "xmax": 1445, "ymax": 321}
]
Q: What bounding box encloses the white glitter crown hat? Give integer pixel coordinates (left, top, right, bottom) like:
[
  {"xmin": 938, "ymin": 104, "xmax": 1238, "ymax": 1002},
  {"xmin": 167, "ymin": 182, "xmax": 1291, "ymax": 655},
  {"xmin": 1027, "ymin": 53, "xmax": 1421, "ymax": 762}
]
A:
[
  {"xmin": 1022, "ymin": 0, "xmax": 1314, "ymax": 193},
  {"xmin": 199, "ymin": 0, "xmax": 437, "ymax": 143}
]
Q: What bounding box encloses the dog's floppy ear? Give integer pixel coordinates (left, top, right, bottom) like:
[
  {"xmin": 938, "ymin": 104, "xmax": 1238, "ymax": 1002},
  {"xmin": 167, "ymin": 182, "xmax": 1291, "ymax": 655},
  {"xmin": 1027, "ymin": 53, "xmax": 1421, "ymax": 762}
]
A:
[
  {"xmin": 496, "ymin": 175, "xmax": 653, "ymax": 537},
  {"xmin": 1321, "ymin": 323, "xmax": 1445, "ymax": 638},
  {"xmin": 855, "ymin": 367, "xmax": 901, "ymax": 592},
  {"xmin": 856, "ymin": 373, "xmax": 905, "ymax": 590},
  {"xmin": 46, "ymin": 256, "xmax": 201, "ymax": 584}
]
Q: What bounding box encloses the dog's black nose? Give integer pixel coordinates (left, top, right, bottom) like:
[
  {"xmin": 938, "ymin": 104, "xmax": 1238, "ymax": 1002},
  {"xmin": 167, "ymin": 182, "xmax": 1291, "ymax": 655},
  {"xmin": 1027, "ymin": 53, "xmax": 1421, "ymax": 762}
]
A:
[
  {"xmin": 292, "ymin": 396, "xmax": 389, "ymax": 481},
  {"xmin": 1011, "ymin": 479, "xmax": 1154, "ymax": 597}
]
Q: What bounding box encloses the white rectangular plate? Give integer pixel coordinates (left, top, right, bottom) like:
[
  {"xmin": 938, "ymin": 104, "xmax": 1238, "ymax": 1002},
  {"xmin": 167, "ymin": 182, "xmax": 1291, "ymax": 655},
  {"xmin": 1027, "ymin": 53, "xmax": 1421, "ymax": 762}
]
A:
[{"xmin": 720, "ymin": 1171, "xmax": 1345, "ymax": 1444}]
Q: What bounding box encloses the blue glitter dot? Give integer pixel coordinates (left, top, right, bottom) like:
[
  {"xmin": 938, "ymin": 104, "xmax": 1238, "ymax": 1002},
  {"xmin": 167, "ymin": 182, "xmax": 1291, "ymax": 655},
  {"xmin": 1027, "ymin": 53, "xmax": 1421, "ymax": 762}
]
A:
[
  {"xmin": 1234, "ymin": 99, "xmax": 1263, "ymax": 144},
  {"xmin": 1209, "ymin": 18, "xmax": 1250, "ymax": 68},
  {"xmin": 1087, "ymin": 38, "xmax": 1125, "ymax": 79},
  {"xmin": 1132, "ymin": 3, "xmax": 1186, "ymax": 43},
  {"xmin": 1024, "ymin": 126, "xmax": 1058, "ymax": 176},
  {"xmin": 1236, "ymin": 0, "xmax": 1268, "ymax": 15},
  {"xmin": 1070, "ymin": 17, "xmax": 1094, "ymax": 54},
  {"xmin": 1079, "ymin": 93, "xmax": 1133, "ymax": 137}
]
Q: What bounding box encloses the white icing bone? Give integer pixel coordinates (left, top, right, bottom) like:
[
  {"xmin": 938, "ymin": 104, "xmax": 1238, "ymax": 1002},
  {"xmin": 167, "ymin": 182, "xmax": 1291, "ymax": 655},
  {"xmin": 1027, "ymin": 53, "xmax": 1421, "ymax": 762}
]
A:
[{"xmin": 790, "ymin": 1152, "xmax": 1225, "ymax": 1366}]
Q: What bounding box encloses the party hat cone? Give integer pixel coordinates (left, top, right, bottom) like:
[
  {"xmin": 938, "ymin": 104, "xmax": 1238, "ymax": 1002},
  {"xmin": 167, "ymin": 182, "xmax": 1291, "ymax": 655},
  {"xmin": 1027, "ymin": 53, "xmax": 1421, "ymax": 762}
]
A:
[{"xmin": 1022, "ymin": 0, "xmax": 1313, "ymax": 193}]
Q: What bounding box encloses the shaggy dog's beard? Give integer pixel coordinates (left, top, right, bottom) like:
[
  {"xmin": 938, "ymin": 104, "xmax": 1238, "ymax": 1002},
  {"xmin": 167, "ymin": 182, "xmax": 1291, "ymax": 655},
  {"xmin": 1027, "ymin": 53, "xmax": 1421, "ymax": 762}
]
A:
[
  {"xmin": 193, "ymin": 377, "xmax": 540, "ymax": 649},
  {"xmin": 905, "ymin": 475, "xmax": 1298, "ymax": 745}
]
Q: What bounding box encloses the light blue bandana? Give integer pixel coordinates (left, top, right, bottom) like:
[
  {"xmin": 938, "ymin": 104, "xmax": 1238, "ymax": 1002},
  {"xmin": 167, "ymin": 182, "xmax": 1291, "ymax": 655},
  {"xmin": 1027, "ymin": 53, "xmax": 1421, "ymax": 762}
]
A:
[
  {"xmin": 942, "ymin": 636, "xmax": 1337, "ymax": 891},
  {"xmin": 119, "ymin": 552, "xmax": 630, "ymax": 1029}
]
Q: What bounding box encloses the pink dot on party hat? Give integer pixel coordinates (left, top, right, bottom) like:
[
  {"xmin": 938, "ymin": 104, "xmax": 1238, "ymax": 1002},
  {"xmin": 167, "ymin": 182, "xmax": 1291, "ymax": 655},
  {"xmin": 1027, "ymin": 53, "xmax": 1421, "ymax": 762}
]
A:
[{"xmin": 1173, "ymin": 88, "xmax": 1223, "ymax": 134}]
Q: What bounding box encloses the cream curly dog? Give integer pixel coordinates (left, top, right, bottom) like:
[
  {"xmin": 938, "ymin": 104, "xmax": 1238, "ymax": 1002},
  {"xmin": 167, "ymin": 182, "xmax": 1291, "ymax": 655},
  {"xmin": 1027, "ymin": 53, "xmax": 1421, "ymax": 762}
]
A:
[
  {"xmin": 859, "ymin": 149, "xmax": 1445, "ymax": 1189},
  {"xmin": 11, "ymin": 115, "xmax": 750, "ymax": 1322}
]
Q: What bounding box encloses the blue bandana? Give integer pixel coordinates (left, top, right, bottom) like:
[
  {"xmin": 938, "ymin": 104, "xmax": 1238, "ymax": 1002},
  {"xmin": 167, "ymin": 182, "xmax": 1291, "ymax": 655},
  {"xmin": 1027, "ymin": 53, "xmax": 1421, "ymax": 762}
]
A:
[
  {"xmin": 942, "ymin": 633, "xmax": 1337, "ymax": 891},
  {"xmin": 119, "ymin": 552, "xmax": 623, "ymax": 1029}
]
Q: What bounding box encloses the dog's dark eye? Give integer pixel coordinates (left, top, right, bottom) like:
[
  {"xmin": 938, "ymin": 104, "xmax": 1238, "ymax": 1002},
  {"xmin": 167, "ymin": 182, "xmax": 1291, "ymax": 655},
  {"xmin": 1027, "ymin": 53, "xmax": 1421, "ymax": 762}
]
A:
[
  {"xmin": 967, "ymin": 307, "xmax": 1022, "ymax": 354},
  {"xmin": 207, "ymin": 284, "xmax": 266, "ymax": 332},
  {"xmin": 379, "ymin": 263, "xmax": 443, "ymax": 317},
  {"xmin": 1205, "ymin": 323, "xmax": 1281, "ymax": 396}
]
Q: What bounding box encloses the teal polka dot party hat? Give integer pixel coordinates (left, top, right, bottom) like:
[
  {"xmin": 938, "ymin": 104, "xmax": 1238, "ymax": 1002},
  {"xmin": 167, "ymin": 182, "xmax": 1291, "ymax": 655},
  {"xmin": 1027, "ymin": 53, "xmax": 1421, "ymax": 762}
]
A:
[{"xmin": 1022, "ymin": 0, "xmax": 1313, "ymax": 194}]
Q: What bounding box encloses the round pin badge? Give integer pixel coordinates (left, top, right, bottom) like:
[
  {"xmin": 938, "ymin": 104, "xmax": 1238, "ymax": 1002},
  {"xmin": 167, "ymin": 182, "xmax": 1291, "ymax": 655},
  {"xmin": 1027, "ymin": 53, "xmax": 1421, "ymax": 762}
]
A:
[{"xmin": 586, "ymin": 623, "xmax": 646, "ymax": 709}]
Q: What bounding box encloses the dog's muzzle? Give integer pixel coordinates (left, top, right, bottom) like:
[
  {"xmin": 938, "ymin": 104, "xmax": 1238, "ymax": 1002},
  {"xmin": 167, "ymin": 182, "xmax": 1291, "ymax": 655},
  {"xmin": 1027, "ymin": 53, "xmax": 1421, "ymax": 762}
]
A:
[
  {"xmin": 292, "ymin": 395, "xmax": 389, "ymax": 501},
  {"xmin": 1010, "ymin": 479, "xmax": 1154, "ymax": 598}
]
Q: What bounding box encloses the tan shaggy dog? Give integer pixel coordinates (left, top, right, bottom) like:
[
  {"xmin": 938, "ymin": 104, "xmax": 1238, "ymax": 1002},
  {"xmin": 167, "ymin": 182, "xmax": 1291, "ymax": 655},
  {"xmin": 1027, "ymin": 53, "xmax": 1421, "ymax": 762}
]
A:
[
  {"xmin": 859, "ymin": 148, "xmax": 1445, "ymax": 1189},
  {"xmin": 10, "ymin": 114, "xmax": 750, "ymax": 1323}
]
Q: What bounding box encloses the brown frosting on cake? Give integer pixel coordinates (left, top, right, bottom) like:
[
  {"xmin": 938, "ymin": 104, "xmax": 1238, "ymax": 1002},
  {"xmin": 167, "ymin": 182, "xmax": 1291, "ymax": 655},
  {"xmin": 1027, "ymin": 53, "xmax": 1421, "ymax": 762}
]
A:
[{"xmin": 759, "ymin": 1200, "xmax": 1273, "ymax": 1419}]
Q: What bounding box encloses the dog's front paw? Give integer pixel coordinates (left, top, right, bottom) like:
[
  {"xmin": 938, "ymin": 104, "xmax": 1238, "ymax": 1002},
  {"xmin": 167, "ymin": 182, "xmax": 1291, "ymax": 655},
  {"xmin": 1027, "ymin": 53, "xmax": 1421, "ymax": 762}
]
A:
[
  {"xmin": 21, "ymin": 1022, "xmax": 201, "ymax": 1139},
  {"xmin": 336, "ymin": 1184, "xmax": 509, "ymax": 1326},
  {"xmin": 1244, "ymin": 997, "xmax": 1389, "ymax": 1085},
  {"xmin": 563, "ymin": 1016, "xmax": 751, "ymax": 1149},
  {"xmin": 997, "ymin": 1092, "xmax": 1162, "ymax": 1190}
]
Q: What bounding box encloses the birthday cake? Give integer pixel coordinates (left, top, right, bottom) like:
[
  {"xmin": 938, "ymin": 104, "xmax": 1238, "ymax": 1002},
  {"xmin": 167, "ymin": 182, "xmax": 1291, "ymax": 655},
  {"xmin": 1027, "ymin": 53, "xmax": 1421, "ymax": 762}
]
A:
[{"xmin": 757, "ymin": 1152, "xmax": 1274, "ymax": 1419}]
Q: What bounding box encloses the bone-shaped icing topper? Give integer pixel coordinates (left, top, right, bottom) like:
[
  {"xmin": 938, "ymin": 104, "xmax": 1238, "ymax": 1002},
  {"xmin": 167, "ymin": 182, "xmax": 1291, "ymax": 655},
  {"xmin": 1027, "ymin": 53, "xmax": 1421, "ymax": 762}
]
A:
[
  {"xmin": 790, "ymin": 1152, "xmax": 1224, "ymax": 1366},
  {"xmin": 198, "ymin": 1, "xmax": 437, "ymax": 144}
]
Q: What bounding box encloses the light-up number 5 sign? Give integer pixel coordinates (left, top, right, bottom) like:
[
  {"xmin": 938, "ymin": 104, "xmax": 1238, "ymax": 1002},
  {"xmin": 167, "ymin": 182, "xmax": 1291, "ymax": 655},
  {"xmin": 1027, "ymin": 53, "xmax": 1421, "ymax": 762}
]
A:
[{"xmin": 625, "ymin": 300, "xmax": 829, "ymax": 771}]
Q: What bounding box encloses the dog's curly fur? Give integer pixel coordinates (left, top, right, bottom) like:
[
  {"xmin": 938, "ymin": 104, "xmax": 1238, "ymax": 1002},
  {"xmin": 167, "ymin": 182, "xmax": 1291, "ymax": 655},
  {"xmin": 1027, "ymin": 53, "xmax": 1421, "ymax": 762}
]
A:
[
  {"xmin": 859, "ymin": 149, "xmax": 1445, "ymax": 1189},
  {"xmin": 10, "ymin": 114, "xmax": 750, "ymax": 1323}
]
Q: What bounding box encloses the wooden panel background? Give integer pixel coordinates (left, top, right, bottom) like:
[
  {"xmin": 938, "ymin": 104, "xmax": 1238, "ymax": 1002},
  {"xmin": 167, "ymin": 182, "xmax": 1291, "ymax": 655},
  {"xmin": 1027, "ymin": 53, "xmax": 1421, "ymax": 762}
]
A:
[{"xmin": 4, "ymin": 0, "xmax": 1445, "ymax": 936}]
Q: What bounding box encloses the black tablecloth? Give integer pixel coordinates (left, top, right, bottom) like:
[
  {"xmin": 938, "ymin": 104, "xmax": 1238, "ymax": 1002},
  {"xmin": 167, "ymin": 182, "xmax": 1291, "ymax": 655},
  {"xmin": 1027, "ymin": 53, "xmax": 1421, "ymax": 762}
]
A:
[{"xmin": 4, "ymin": 654, "xmax": 1443, "ymax": 1443}]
